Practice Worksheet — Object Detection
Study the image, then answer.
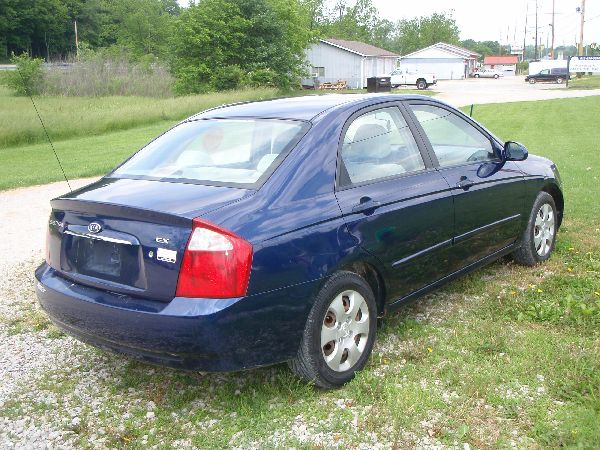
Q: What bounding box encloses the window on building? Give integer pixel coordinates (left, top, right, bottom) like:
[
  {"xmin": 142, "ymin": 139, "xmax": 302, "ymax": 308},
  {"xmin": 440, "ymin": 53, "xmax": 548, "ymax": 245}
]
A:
[{"xmin": 312, "ymin": 66, "xmax": 325, "ymax": 77}]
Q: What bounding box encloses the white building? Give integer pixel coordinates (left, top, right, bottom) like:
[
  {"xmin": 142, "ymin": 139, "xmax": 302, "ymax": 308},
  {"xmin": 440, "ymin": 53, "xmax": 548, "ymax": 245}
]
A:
[
  {"xmin": 398, "ymin": 42, "xmax": 480, "ymax": 80},
  {"xmin": 304, "ymin": 39, "xmax": 399, "ymax": 89},
  {"xmin": 483, "ymin": 56, "xmax": 518, "ymax": 75}
]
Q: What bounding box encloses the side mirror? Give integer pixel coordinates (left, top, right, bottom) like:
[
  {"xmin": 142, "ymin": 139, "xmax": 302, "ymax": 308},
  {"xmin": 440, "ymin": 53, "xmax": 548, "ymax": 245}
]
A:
[{"xmin": 504, "ymin": 141, "xmax": 528, "ymax": 161}]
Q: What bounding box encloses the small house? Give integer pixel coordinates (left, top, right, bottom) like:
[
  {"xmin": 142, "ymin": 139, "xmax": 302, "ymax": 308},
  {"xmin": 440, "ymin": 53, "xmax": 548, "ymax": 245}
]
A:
[
  {"xmin": 398, "ymin": 42, "xmax": 480, "ymax": 80},
  {"xmin": 304, "ymin": 39, "xmax": 399, "ymax": 89},
  {"xmin": 483, "ymin": 56, "xmax": 519, "ymax": 76}
]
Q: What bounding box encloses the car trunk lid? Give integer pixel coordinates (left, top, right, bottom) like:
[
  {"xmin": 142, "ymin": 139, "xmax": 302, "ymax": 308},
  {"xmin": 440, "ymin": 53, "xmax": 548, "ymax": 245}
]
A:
[{"xmin": 47, "ymin": 178, "xmax": 253, "ymax": 301}]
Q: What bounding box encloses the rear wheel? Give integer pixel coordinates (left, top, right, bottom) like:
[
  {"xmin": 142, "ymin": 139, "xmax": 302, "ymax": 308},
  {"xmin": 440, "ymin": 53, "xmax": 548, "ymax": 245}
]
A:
[
  {"xmin": 416, "ymin": 79, "xmax": 427, "ymax": 90},
  {"xmin": 289, "ymin": 271, "xmax": 377, "ymax": 389},
  {"xmin": 556, "ymin": 77, "xmax": 564, "ymax": 84},
  {"xmin": 474, "ymin": 74, "xmax": 480, "ymax": 78},
  {"xmin": 513, "ymin": 192, "xmax": 557, "ymax": 266}
]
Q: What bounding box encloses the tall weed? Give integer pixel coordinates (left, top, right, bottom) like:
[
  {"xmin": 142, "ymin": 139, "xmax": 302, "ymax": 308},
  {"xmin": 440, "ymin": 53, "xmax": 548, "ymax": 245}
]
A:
[{"xmin": 43, "ymin": 56, "xmax": 174, "ymax": 97}]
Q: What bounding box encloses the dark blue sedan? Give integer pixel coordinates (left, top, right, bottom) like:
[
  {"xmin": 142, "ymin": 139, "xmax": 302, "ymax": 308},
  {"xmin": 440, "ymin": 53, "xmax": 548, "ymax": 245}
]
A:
[{"xmin": 35, "ymin": 94, "xmax": 563, "ymax": 388}]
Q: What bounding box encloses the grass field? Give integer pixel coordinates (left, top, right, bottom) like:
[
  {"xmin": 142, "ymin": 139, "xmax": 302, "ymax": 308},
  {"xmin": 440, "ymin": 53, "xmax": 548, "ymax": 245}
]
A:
[
  {"xmin": 1, "ymin": 94, "xmax": 599, "ymax": 448},
  {"xmin": 0, "ymin": 85, "xmax": 280, "ymax": 149},
  {"xmin": 568, "ymin": 75, "xmax": 600, "ymax": 90}
]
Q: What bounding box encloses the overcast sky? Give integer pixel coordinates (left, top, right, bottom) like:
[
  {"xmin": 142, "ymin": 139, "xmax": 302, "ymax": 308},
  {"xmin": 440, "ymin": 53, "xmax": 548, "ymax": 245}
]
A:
[
  {"xmin": 177, "ymin": 0, "xmax": 600, "ymax": 48},
  {"xmin": 372, "ymin": 0, "xmax": 600, "ymax": 48}
]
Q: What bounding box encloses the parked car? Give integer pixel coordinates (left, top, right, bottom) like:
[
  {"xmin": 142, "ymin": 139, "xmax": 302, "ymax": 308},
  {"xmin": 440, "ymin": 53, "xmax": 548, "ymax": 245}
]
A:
[
  {"xmin": 390, "ymin": 68, "xmax": 436, "ymax": 90},
  {"xmin": 525, "ymin": 68, "xmax": 569, "ymax": 84},
  {"xmin": 36, "ymin": 94, "xmax": 563, "ymax": 388},
  {"xmin": 472, "ymin": 68, "xmax": 503, "ymax": 79}
]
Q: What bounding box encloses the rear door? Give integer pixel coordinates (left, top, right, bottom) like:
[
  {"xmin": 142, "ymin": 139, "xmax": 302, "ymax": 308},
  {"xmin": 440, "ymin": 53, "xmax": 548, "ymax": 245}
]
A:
[
  {"xmin": 406, "ymin": 101, "xmax": 525, "ymax": 271},
  {"xmin": 334, "ymin": 104, "xmax": 455, "ymax": 302}
]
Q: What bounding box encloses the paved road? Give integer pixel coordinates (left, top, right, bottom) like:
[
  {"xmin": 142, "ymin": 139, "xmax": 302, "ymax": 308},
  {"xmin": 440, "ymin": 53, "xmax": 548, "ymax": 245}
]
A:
[{"xmin": 430, "ymin": 75, "xmax": 600, "ymax": 107}]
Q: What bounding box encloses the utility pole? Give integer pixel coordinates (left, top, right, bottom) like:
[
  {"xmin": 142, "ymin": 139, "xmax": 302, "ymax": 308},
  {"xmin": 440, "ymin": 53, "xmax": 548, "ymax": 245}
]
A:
[
  {"xmin": 550, "ymin": 0, "xmax": 555, "ymax": 59},
  {"xmin": 523, "ymin": 1, "xmax": 529, "ymax": 61},
  {"xmin": 74, "ymin": 20, "xmax": 79, "ymax": 59},
  {"xmin": 578, "ymin": 0, "xmax": 586, "ymax": 56},
  {"xmin": 534, "ymin": 0, "xmax": 538, "ymax": 60}
]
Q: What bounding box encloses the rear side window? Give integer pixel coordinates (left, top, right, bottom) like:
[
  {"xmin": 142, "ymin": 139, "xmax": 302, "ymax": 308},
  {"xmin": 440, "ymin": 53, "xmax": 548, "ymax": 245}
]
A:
[
  {"xmin": 112, "ymin": 119, "xmax": 308, "ymax": 187},
  {"xmin": 410, "ymin": 104, "xmax": 497, "ymax": 167},
  {"xmin": 340, "ymin": 107, "xmax": 425, "ymax": 186}
]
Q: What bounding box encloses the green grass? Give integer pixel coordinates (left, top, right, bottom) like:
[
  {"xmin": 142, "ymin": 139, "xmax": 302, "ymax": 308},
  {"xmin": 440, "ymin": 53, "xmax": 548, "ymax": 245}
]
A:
[
  {"xmin": 0, "ymin": 121, "xmax": 174, "ymax": 190},
  {"xmin": 470, "ymin": 96, "xmax": 600, "ymax": 220},
  {"xmin": 0, "ymin": 85, "xmax": 280, "ymax": 149},
  {"xmin": 1, "ymin": 95, "xmax": 599, "ymax": 448},
  {"xmin": 567, "ymin": 74, "xmax": 600, "ymax": 89}
]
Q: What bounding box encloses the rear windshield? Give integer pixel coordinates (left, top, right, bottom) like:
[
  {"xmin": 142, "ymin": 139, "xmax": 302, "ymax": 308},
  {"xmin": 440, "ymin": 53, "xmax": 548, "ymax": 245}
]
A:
[{"xmin": 111, "ymin": 118, "xmax": 309, "ymax": 188}]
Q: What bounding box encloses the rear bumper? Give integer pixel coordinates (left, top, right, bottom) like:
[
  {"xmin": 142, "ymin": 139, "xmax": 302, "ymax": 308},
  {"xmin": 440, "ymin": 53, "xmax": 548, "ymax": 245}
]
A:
[{"xmin": 35, "ymin": 263, "xmax": 317, "ymax": 371}]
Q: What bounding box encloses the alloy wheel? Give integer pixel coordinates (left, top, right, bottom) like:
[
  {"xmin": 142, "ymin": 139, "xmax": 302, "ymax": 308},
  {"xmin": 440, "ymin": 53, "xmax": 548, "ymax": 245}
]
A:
[
  {"xmin": 321, "ymin": 290, "xmax": 370, "ymax": 372},
  {"xmin": 534, "ymin": 203, "xmax": 555, "ymax": 256}
]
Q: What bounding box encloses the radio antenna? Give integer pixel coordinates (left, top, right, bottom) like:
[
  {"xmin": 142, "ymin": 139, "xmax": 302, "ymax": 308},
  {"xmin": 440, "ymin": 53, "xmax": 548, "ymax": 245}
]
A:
[{"xmin": 16, "ymin": 65, "xmax": 72, "ymax": 192}]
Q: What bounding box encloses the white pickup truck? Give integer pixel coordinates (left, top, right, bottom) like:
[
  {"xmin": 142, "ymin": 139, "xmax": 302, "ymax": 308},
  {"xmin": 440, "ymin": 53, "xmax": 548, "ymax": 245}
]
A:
[{"xmin": 390, "ymin": 68, "xmax": 437, "ymax": 90}]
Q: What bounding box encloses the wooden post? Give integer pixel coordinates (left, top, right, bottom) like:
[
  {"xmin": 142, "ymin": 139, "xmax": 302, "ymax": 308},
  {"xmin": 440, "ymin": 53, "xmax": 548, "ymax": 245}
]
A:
[
  {"xmin": 550, "ymin": 0, "xmax": 555, "ymax": 59},
  {"xmin": 579, "ymin": 0, "xmax": 586, "ymax": 56},
  {"xmin": 74, "ymin": 20, "xmax": 79, "ymax": 59}
]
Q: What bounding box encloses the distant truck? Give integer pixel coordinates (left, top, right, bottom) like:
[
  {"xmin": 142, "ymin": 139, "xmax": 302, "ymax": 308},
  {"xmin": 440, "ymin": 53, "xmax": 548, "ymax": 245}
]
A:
[
  {"xmin": 390, "ymin": 68, "xmax": 437, "ymax": 90},
  {"xmin": 528, "ymin": 60, "xmax": 567, "ymax": 76}
]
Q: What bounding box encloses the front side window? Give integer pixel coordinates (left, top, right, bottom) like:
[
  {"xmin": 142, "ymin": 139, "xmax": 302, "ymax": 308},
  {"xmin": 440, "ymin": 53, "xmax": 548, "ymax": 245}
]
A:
[
  {"xmin": 112, "ymin": 119, "xmax": 308, "ymax": 187},
  {"xmin": 340, "ymin": 107, "xmax": 425, "ymax": 186},
  {"xmin": 409, "ymin": 104, "xmax": 497, "ymax": 168}
]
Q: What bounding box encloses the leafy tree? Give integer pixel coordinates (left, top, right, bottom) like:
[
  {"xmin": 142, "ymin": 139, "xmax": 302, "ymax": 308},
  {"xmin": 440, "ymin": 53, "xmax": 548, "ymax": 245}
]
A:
[
  {"xmin": 5, "ymin": 53, "xmax": 45, "ymax": 95},
  {"xmin": 460, "ymin": 39, "xmax": 502, "ymax": 58},
  {"xmin": 171, "ymin": 0, "xmax": 313, "ymax": 94},
  {"xmin": 392, "ymin": 12, "xmax": 460, "ymax": 55}
]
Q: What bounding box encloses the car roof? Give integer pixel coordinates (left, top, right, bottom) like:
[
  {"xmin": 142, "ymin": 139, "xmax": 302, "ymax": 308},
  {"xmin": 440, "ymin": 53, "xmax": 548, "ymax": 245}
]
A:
[{"xmin": 190, "ymin": 93, "xmax": 435, "ymax": 122}]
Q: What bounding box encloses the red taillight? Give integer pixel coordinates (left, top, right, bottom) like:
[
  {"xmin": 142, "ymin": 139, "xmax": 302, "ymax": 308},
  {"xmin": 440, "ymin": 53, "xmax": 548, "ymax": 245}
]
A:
[{"xmin": 175, "ymin": 218, "xmax": 253, "ymax": 298}]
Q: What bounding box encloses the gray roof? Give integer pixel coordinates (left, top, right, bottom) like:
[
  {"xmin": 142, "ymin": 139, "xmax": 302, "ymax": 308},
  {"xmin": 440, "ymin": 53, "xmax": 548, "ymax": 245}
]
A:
[
  {"xmin": 401, "ymin": 42, "xmax": 481, "ymax": 59},
  {"xmin": 321, "ymin": 39, "xmax": 399, "ymax": 57}
]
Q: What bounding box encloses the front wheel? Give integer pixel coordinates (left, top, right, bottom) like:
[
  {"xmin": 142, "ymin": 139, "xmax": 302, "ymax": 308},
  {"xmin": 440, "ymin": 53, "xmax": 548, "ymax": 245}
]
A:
[
  {"xmin": 416, "ymin": 80, "xmax": 427, "ymax": 90},
  {"xmin": 289, "ymin": 271, "xmax": 377, "ymax": 389},
  {"xmin": 494, "ymin": 74, "xmax": 499, "ymax": 79},
  {"xmin": 512, "ymin": 192, "xmax": 557, "ymax": 266},
  {"xmin": 529, "ymin": 78, "xmax": 537, "ymax": 84},
  {"xmin": 474, "ymin": 74, "xmax": 480, "ymax": 78}
]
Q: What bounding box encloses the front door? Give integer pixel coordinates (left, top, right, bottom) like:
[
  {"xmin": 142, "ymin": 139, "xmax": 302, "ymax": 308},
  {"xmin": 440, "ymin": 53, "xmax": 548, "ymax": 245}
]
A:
[
  {"xmin": 334, "ymin": 104, "xmax": 455, "ymax": 302},
  {"xmin": 406, "ymin": 102, "xmax": 525, "ymax": 272}
]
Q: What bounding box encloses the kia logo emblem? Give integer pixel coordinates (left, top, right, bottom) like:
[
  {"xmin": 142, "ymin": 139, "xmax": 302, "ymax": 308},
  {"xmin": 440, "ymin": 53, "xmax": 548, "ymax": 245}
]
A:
[{"xmin": 88, "ymin": 222, "xmax": 102, "ymax": 234}]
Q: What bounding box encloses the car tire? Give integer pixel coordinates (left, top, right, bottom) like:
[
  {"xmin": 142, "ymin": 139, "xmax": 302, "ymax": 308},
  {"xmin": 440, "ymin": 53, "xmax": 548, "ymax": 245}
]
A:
[
  {"xmin": 529, "ymin": 78, "xmax": 537, "ymax": 84},
  {"xmin": 416, "ymin": 80, "xmax": 427, "ymax": 90},
  {"xmin": 512, "ymin": 192, "xmax": 557, "ymax": 266},
  {"xmin": 474, "ymin": 74, "xmax": 480, "ymax": 78},
  {"xmin": 556, "ymin": 77, "xmax": 564, "ymax": 84},
  {"xmin": 289, "ymin": 271, "xmax": 377, "ymax": 389},
  {"xmin": 494, "ymin": 74, "xmax": 499, "ymax": 79}
]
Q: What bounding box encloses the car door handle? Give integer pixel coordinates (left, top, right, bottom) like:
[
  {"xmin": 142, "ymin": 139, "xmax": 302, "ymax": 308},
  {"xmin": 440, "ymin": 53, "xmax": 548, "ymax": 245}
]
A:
[
  {"xmin": 351, "ymin": 197, "xmax": 381, "ymax": 214},
  {"xmin": 456, "ymin": 177, "xmax": 475, "ymax": 190}
]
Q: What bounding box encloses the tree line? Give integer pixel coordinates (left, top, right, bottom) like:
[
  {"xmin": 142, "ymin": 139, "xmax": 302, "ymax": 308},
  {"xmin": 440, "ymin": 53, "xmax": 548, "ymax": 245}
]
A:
[{"xmin": 1, "ymin": 0, "xmax": 509, "ymax": 94}]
